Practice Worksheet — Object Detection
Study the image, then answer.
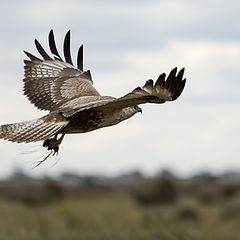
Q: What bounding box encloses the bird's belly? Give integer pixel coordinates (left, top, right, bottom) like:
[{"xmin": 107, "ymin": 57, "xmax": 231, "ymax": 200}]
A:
[
  {"xmin": 64, "ymin": 110, "xmax": 125, "ymax": 134},
  {"xmin": 65, "ymin": 118, "xmax": 121, "ymax": 134}
]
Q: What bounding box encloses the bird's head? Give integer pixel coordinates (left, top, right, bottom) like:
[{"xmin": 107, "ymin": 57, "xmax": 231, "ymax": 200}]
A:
[{"xmin": 134, "ymin": 105, "xmax": 142, "ymax": 114}]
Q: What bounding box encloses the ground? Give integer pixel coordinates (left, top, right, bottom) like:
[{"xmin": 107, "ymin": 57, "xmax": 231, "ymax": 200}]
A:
[{"xmin": 0, "ymin": 189, "xmax": 240, "ymax": 240}]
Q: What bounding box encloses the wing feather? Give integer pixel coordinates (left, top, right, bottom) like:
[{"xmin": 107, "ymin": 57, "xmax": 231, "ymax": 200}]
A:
[
  {"xmin": 63, "ymin": 30, "xmax": 73, "ymax": 65},
  {"xmin": 48, "ymin": 29, "xmax": 63, "ymax": 61},
  {"xmin": 77, "ymin": 45, "xmax": 83, "ymax": 71},
  {"xmin": 101, "ymin": 67, "xmax": 186, "ymax": 109},
  {"xmin": 35, "ymin": 39, "xmax": 52, "ymax": 61},
  {"xmin": 59, "ymin": 96, "xmax": 115, "ymax": 117},
  {"xmin": 59, "ymin": 68, "xmax": 186, "ymax": 117},
  {"xmin": 23, "ymin": 30, "xmax": 99, "ymax": 112},
  {"xmin": 23, "ymin": 51, "xmax": 42, "ymax": 61},
  {"xmin": 23, "ymin": 30, "xmax": 186, "ymax": 117}
]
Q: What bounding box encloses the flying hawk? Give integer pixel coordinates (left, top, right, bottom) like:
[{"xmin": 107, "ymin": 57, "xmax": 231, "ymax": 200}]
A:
[{"xmin": 0, "ymin": 30, "xmax": 186, "ymax": 165}]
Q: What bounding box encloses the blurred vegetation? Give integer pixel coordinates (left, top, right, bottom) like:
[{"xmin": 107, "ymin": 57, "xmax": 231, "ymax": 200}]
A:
[{"xmin": 0, "ymin": 169, "xmax": 240, "ymax": 239}]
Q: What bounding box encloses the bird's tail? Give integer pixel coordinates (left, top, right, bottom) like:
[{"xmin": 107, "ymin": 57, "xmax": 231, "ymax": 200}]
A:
[{"xmin": 0, "ymin": 118, "xmax": 68, "ymax": 143}]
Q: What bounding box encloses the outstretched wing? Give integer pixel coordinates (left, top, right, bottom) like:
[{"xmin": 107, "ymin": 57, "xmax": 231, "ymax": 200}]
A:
[
  {"xmin": 98, "ymin": 67, "xmax": 186, "ymax": 111},
  {"xmin": 23, "ymin": 30, "xmax": 100, "ymax": 112},
  {"xmin": 59, "ymin": 67, "xmax": 186, "ymax": 117}
]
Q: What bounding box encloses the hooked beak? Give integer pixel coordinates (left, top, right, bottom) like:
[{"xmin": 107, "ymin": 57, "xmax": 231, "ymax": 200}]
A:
[{"xmin": 137, "ymin": 106, "xmax": 142, "ymax": 114}]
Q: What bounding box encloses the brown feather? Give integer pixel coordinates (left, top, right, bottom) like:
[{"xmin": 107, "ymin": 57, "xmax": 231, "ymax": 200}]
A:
[
  {"xmin": 35, "ymin": 39, "xmax": 52, "ymax": 61},
  {"xmin": 63, "ymin": 30, "xmax": 73, "ymax": 65},
  {"xmin": 48, "ymin": 29, "xmax": 63, "ymax": 61},
  {"xmin": 23, "ymin": 30, "xmax": 99, "ymax": 112},
  {"xmin": 77, "ymin": 45, "xmax": 83, "ymax": 71}
]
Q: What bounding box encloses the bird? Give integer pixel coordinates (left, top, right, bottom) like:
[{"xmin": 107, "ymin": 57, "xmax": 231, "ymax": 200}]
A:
[{"xmin": 0, "ymin": 30, "xmax": 186, "ymax": 166}]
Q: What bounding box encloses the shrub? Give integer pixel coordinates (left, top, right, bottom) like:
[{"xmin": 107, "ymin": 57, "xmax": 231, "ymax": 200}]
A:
[{"xmin": 132, "ymin": 178, "xmax": 177, "ymax": 206}]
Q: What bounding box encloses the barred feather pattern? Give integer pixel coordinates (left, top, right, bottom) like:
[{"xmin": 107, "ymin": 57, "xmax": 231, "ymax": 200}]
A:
[
  {"xmin": 23, "ymin": 30, "xmax": 98, "ymax": 113},
  {"xmin": 0, "ymin": 118, "xmax": 68, "ymax": 143},
  {"xmin": 23, "ymin": 60, "xmax": 79, "ymax": 111}
]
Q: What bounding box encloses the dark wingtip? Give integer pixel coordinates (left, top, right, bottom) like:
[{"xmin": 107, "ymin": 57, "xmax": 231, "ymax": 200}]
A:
[
  {"xmin": 171, "ymin": 67, "xmax": 178, "ymax": 76},
  {"xmin": 171, "ymin": 72, "xmax": 186, "ymax": 101},
  {"xmin": 155, "ymin": 72, "xmax": 166, "ymax": 87},
  {"xmin": 133, "ymin": 86, "xmax": 142, "ymax": 92},
  {"xmin": 48, "ymin": 29, "xmax": 63, "ymax": 61},
  {"xmin": 24, "ymin": 50, "xmax": 42, "ymax": 61},
  {"xmin": 63, "ymin": 30, "xmax": 73, "ymax": 65},
  {"xmin": 177, "ymin": 67, "xmax": 185, "ymax": 80},
  {"xmin": 35, "ymin": 39, "xmax": 52, "ymax": 60},
  {"xmin": 164, "ymin": 67, "xmax": 178, "ymax": 89},
  {"xmin": 143, "ymin": 79, "xmax": 154, "ymax": 90},
  {"xmin": 77, "ymin": 44, "xmax": 83, "ymax": 71}
]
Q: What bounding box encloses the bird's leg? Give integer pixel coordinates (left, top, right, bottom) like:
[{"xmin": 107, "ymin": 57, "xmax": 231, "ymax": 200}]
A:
[
  {"xmin": 33, "ymin": 133, "xmax": 66, "ymax": 168},
  {"xmin": 51, "ymin": 133, "xmax": 65, "ymax": 155},
  {"xmin": 43, "ymin": 132, "xmax": 65, "ymax": 155}
]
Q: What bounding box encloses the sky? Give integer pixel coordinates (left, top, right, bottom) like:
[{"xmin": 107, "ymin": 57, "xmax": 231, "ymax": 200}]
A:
[{"xmin": 0, "ymin": 0, "xmax": 239, "ymax": 178}]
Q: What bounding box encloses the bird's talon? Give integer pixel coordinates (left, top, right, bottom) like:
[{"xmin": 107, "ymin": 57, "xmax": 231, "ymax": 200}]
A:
[
  {"xmin": 31, "ymin": 134, "xmax": 64, "ymax": 168},
  {"xmin": 42, "ymin": 133, "xmax": 64, "ymax": 153}
]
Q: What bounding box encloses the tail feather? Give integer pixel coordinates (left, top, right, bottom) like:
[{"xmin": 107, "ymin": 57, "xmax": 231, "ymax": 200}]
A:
[
  {"xmin": 0, "ymin": 118, "xmax": 68, "ymax": 143},
  {"xmin": 23, "ymin": 123, "xmax": 57, "ymax": 142}
]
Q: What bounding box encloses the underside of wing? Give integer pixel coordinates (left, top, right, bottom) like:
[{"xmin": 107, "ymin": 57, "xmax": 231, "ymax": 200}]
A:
[
  {"xmin": 59, "ymin": 95, "xmax": 115, "ymax": 117},
  {"xmin": 23, "ymin": 30, "xmax": 100, "ymax": 112},
  {"xmin": 60, "ymin": 67, "xmax": 186, "ymax": 117},
  {"xmin": 97, "ymin": 67, "xmax": 186, "ymax": 111}
]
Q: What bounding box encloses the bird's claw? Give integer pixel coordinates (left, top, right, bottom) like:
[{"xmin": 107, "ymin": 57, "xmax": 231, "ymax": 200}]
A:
[{"xmin": 32, "ymin": 133, "xmax": 65, "ymax": 168}]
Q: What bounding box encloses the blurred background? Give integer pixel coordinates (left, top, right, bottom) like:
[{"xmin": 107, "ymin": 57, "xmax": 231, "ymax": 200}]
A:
[{"xmin": 0, "ymin": 0, "xmax": 240, "ymax": 239}]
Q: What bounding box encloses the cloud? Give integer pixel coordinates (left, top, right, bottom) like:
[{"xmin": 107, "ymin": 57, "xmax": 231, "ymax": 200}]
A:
[
  {"xmin": 0, "ymin": 0, "xmax": 240, "ymax": 177},
  {"xmin": 1, "ymin": 38, "xmax": 240, "ymax": 177}
]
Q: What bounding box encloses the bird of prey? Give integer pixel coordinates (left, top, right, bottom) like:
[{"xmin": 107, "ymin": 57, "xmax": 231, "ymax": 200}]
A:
[{"xmin": 0, "ymin": 30, "xmax": 186, "ymax": 165}]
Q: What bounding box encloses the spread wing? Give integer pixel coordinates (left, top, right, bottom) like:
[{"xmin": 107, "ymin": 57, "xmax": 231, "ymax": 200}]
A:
[
  {"xmin": 59, "ymin": 67, "xmax": 186, "ymax": 117},
  {"xmin": 23, "ymin": 30, "xmax": 100, "ymax": 112},
  {"xmin": 23, "ymin": 30, "xmax": 186, "ymax": 117},
  {"xmin": 98, "ymin": 67, "xmax": 186, "ymax": 111}
]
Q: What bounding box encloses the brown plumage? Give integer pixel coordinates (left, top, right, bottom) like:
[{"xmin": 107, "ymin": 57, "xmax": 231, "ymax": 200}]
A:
[{"xmin": 0, "ymin": 30, "xmax": 186, "ymax": 164}]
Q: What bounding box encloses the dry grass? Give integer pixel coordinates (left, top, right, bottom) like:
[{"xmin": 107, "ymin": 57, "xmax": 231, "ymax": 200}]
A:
[{"xmin": 0, "ymin": 191, "xmax": 240, "ymax": 240}]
